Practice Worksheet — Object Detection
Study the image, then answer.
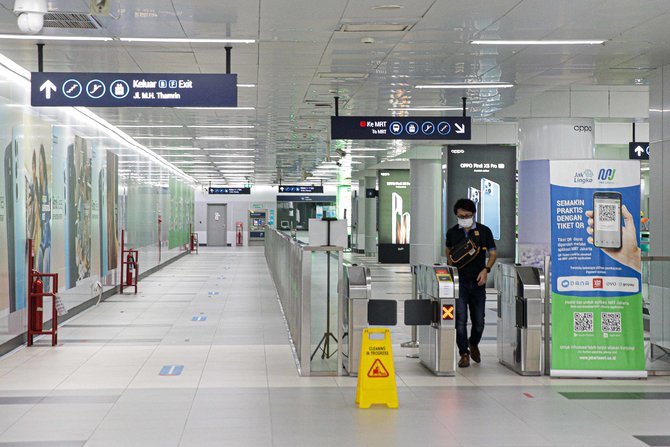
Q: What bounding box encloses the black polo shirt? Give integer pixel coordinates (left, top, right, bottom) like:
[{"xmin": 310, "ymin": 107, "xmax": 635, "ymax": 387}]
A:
[{"xmin": 446, "ymin": 222, "xmax": 496, "ymax": 282}]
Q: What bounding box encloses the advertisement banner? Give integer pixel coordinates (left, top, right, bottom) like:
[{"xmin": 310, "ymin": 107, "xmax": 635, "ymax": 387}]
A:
[
  {"xmin": 444, "ymin": 145, "xmax": 517, "ymax": 259},
  {"xmin": 378, "ymin": 169, "xmax": 410, "ymax": 263},
  {"xmin": 550, "ymin": 160, "xmax": 645, "ymax": 377}
]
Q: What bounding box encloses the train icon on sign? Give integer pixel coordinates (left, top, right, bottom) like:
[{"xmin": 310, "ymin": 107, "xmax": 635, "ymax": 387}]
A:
[{"xmin": 389, "ymin": 121, "xmax": 403, "ymax": 135}]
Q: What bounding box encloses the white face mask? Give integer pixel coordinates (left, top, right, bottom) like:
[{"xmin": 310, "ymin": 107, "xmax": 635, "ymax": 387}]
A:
[{"xmin": 458, "ymin": 217, "xmax": 474, "ymax": 229}]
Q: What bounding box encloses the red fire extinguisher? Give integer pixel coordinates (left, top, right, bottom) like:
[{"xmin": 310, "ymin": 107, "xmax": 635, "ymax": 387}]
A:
[
  {"xmin": 31, "ymin": 276, "xmax": 43, "ymax": 332},
  {"xmin": 126, "ymin": 252, "xmax": 135, "ymax": 286}
]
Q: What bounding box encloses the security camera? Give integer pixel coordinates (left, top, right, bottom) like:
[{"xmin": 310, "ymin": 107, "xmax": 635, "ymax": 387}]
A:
[{"xmin": 14, "ymin": 0, "xmax": 47, "ymax": 34}]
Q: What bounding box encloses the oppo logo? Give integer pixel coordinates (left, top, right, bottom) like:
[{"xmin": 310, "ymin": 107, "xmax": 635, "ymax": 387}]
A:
[
  {"xmin": 573, "ymin": 125, "xmax": 593, "ymax": 132},
  {"xmin": 450, "ymin": 149, "xmax": 465, "ymax": 154}
]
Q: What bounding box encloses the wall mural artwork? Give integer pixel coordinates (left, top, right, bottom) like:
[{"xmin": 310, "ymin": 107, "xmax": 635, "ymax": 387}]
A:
[
  {"xmin": 0, "ymin": 118, "xmax": 192, "ymax": 339},
  {"xmin": 106, "ymin": 151, "xmax": 119, "ymax": 271},
  {"xmin": 74, "ymin": 136, "xmax": 92, "ymax": 284}
]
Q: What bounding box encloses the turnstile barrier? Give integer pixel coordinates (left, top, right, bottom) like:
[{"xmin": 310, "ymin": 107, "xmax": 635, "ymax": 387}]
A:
[
  {"xmin": 416, "ymin": 264, "xmax": 458, "ymax": 376},
  {"xmin": 342, "ymin": 265, "xmax": 372, "ymax": 376},
  {"xmin": 496, "ymin": 263, "xmax": 545, "ymax": 376}
]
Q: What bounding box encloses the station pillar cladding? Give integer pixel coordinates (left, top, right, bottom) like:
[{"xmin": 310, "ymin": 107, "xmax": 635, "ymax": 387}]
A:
[
  {"xmin": 409, "ymin": 151, "xmax": 442, "ymax": 266},
  {"xmin": 517, "ymin": 118, "xmax": 595, "ymax": 266},
  {"xmin": 364, "ymin": 175, "xmax": 377, "ymax": 257},
  {"xmin": 649, "ymin": 65, "xmax": 670, "ymax": 330}
]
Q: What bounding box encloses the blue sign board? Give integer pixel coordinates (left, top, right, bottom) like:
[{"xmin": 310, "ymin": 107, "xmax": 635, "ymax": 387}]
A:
[
  {"xmin": 277, "ymin": 195, "xmax": 336, "ymax": 202},
  {"xmin": 209, "ymin": 187, "xmax": 250, "ymax": 195},
  {"xmin": 278, "ymin": 185, "xmax": 324, "ymax": 193},
  {"xmin": 628, "ymin": 142, "xmax": 649, "ymax": 160},
  {"xmin": 331, "ymin": 116, "xmax": 471, "ymax": 140},
  {"xmin": 31, "ymin": 72, "xmax": 238, "ymax": 107}
]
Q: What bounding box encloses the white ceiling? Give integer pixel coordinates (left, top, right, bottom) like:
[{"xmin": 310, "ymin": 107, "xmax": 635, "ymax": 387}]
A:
[{"xmin": 0, "ymin": 0, "xmax": 667, "ymax": 184}]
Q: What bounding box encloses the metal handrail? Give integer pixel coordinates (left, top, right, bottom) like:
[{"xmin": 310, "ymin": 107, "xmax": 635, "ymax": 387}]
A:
[
  {"xmin": 265, "ymin": 229, "xmax": 344, "ymax": 376},
  {"xmin": 642, "ymin": 256, "xmax": 670, "ymax": 261}
]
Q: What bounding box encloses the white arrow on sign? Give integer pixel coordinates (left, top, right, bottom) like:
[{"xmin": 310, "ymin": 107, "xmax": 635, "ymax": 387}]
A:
[
  {"xmin": 455, "ymin": 123, "xmax": 466, "ymax": 134},
  {"xmin": 39, "ymin": 80, "xmax": 57, "ymax": 99},
  {"xmin": 635, "ymin": 145, "xmax": 645, "ymax": 156}
]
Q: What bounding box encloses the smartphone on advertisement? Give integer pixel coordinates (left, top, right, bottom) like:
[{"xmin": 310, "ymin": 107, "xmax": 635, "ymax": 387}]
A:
[
  {"xmin": 467, "ymin": 187, "xmax": 480, "ymax": 209},
  {"xmin": 480, "ymin": 178, "xmax": 501, "ymax": 240},
  {"xmin": 593, "ymin": 191, "xmax": 622, "ymax": 249}
]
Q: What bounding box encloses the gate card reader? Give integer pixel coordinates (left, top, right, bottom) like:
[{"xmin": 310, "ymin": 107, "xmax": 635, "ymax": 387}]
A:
[
  {"xmin": 417, "ymin": 264, "xmax": 458, "ymax": 376},
  {"xmin": 342, "ymin": 265, "xmax": 372, "ymax": 376},
  {"xmin": 496, "ymin": 264, "xmax": 545, "ymax": 376}
]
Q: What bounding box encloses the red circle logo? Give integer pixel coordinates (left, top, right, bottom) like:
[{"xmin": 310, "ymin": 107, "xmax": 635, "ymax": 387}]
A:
[{"xmin": 360, "ymin": 121, "xmax": 367, "ymax": 127}]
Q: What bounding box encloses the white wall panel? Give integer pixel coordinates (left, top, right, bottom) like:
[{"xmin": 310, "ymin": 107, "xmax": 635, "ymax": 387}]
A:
[{"xmin": 570, "ymin": 91, "xmax": 609, "ymax": 117}]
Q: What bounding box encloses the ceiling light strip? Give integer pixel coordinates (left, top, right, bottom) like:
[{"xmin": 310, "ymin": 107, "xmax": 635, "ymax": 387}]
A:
[
  {"xmin": 470, "ymin": 39, "xmax": 605, "ymax": 45},
  {"xmin": 0, "ymin": 34, "xmax": 113, "ymax": 42},
  {"xmin": 415, "ymin": 83, "xmax": 514, "ymax": 89},
  {"xmin": 120, "ymin": 37, "xmax": 256, "ymax": 44},
  {"xmin": 388, "ymin": 107, "xmax": 462, "ymax": 111}
]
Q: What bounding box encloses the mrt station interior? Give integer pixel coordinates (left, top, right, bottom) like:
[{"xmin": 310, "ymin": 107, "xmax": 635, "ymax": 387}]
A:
[{"xmin": 0, "ymin": 0, "xmax": 670, "ymax": 446}]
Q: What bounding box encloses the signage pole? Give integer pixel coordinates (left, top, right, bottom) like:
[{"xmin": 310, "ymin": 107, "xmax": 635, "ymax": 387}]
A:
[
  {"xmin": 632, "ymin": 122, "xmax": 636, "ymax": 142},
  {"xmin": 225, "ymin": 46, "xmax": 232, "ymax": 74},
  {"xmin": 37, "ymin": 43, "xmax": 44, "ymax": 72},
  {"xmin": 462, "ymin": 96, "xmax": 467, "ymax": 117},
  {"xmin": 334, "ymin": 96, "xmax": 339, "ymax": 117}
]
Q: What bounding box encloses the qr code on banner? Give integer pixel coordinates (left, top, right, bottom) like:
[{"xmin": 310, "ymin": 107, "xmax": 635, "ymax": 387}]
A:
[
  {"xmin": 574, "ymin": 312, "xmax": 594, "ymax": 332},
  {"xmin": 602, "ymin": 312, "xmax": 622, "ymax": 333},
  {"xmin": 598, "ymin": 204, "xmax": 617, "ymax": 222}
]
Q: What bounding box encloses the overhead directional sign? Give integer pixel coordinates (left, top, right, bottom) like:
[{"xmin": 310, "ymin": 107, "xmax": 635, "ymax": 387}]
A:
[
  {"xmin": 629, "ymin": 142, "xmax": 650, "ymax": 160},
  {"xmin": 278, "ymin": 185, "xmax": 324, "ymax": 193},
  {"xmin": 331, "ymin": 116, "xmax": 471, "ymax": 140},
  {"xmin": 208, "ymin": 187, "xmax": 250, "ymax": 195},
  {"xmin": 31, "ymin": 72, "xmax": 238, "ymax": 108}
]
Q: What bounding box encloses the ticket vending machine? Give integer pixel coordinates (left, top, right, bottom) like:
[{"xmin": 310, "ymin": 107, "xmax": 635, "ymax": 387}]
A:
[
  {"xmin": 417, "ymin": 264, "xmax": 458, "ymax": 376},
  {"xmin": 248, "ymin": 209, "xmax": 267, "ymax": 246}
]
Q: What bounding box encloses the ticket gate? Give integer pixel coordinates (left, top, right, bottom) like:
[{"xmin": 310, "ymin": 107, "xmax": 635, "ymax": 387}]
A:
[
  {"xmin": 417, "ymin": 264, "xmax": 458, "ymax": 376},
  {"xmin": 496, "ymin": 263, "xmax": 545, "ymax": 376},
  {"xmin": 342, "ymin": 265, "xmax": 372, "ymax": 376}
]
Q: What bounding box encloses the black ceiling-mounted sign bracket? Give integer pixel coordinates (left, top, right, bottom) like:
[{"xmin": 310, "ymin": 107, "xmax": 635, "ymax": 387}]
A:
[
  {"xmin": 37, "ymin": 43, "xmax": 44, "ymax": 72},
  {"xmin": 225, "ymin": 46, "xmax": 232, "ymax": 74}
]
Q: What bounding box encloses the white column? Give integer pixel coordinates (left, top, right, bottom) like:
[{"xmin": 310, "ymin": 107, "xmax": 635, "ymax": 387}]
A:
[
  {"xmin": 648, "ymin": 67, "xmax": 670, "ymax": 347},
  {"xmin": 519, "ymin": 118, "xmax": 595, "ymax": 160},
  {"xmin": 364, "ymin": 176, "xmax": 377, "ymax": 257},
  {"xmin": 409, "ymin": 158, "xmax": 442, "ymax": 266},
  {"xmin": 354, "ymin": 178, "xmax": 366, "ymax": 253}
]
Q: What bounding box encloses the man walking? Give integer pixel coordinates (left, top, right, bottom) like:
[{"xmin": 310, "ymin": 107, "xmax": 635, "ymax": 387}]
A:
[{"xmin": 446, "ymin": 198, "xmax": 497, "ymax": 368}]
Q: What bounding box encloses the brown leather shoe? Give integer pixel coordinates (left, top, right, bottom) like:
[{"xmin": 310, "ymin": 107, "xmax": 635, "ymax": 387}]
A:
[
  {"xmin": 469, "ymin": 344, "xmax": 481, "ymax": 363},
  {"xmin": 458, "ymin": 353, "xmax": 470, "ymax": 368}
]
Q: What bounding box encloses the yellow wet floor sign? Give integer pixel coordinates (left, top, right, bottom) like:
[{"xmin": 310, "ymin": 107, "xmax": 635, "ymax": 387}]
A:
[{"xmin": 355, "ymin": 328, "xmax": 398, "ymax": 409}]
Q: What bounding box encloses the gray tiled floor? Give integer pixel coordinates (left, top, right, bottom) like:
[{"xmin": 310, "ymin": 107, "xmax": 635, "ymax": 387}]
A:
[{"xmin": 0, "ymin": 247, "xmax": 669, "ymax": 446}]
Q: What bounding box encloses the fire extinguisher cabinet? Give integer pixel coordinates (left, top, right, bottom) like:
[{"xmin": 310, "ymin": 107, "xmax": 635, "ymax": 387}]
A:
[
  {"xmin": 27, "ymin": 239, "xmax": 59, "ymax": 346},
  {"xmin": 120, "ymin": 230, "xmax": 139, "ymax": 294}
]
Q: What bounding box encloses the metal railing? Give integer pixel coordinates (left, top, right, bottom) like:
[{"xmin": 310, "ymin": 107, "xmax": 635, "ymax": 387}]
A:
[
  {"xmin": 644, "ymin": 256, "xmax": 670, "ymax": 371},
  {"xmin": 265, "ymin": 229, "xmax": 344, "ymax": 376}
]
